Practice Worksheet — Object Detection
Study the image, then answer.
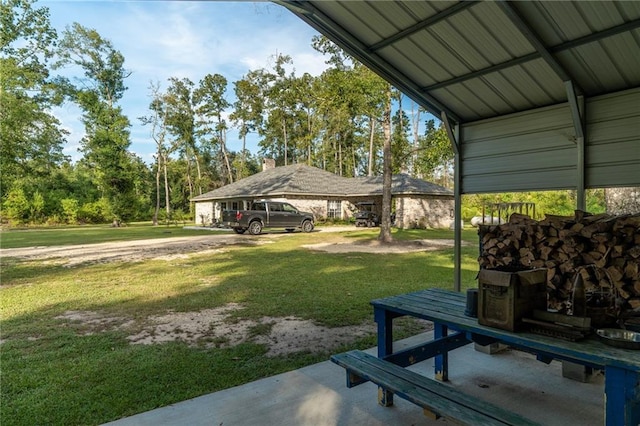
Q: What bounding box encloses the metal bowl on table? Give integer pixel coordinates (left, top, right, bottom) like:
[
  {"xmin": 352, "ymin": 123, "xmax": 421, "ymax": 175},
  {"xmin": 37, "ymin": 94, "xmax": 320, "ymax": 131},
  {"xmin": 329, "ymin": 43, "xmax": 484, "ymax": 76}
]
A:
[{"xmin": 596, "ymin": 328, "xmax": 640, "ymax": 350}]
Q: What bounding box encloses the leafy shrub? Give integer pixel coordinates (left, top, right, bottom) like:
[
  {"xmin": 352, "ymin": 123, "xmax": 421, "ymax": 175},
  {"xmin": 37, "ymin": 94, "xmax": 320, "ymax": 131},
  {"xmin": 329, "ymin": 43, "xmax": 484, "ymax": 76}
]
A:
[
  {"xmin": 2, "ymin": 188, "xmax": 30, "ymax": 224},
  {"xmin": 78, "ymin": 199, "xmax": 110, "ymax": 224},
  {"xmin": 169, "ymin": 209, "xmax": 191, "ymax": 223},
  {"xmin": 30, "ymin": 191, "xmax": 45, "ymax": 223},
  {"xmin": 60, "ymin": 198, "xmax": 79, "ymax": 224},
  {"xmin": 46, "ymin": 214, "xmax": 63, "ymax": 226}
]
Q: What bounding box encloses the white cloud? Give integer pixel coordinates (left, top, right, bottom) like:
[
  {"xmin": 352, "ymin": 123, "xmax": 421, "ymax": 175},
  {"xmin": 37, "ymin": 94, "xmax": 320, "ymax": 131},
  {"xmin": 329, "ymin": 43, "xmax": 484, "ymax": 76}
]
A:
[{"xmin": 42, "ymin": 1, "xmax": 328, "ymax": 163}]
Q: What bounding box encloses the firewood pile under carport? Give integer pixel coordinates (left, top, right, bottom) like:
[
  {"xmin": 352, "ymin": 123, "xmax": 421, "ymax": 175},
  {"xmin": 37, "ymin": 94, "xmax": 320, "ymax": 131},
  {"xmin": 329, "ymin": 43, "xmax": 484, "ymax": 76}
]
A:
[{"xmin": 478, "ymin": 211, "xmax": 640, "ymax": 322}]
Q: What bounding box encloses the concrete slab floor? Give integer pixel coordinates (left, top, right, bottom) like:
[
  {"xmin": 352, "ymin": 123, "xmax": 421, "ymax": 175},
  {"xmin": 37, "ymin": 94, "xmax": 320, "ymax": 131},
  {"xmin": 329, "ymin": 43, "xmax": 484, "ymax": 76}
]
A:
[{"xmin": 105, "ymin": 332, "xmax": 604, "ymax": 426}]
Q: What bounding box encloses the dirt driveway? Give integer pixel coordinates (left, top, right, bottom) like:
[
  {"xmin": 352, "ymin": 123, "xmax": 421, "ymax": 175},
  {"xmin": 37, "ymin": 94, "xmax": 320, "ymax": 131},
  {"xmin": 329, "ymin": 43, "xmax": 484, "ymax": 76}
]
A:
[
  {"xmin": 0, "ymin": 226, "xmax": 464, "ymax": 267},
  {"xmin": 1, "ymin": 233, "xmax": 254, "ymax": 267},
  {"xmin": 2, "ymin": 227, "xmax": 447, "ymax": 355}
]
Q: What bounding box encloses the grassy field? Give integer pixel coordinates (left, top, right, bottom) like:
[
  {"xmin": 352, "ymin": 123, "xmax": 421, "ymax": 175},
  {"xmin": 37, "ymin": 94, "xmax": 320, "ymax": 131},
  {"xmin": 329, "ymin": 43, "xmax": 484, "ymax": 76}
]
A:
[
  {"xmin": 1, "ymin": 225, "xmax": 480, "ymax": 425},
  {"xmin": 0, "ymin": 222, "xmax": 209, "ymax": 249}
]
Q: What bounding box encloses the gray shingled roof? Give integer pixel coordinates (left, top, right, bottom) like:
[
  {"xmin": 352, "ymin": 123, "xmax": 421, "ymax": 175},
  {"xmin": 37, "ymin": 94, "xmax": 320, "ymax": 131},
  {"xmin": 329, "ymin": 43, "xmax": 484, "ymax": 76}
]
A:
[
  {"xmin": 355, "ymin": 174, "xmax": 453, "ymax": 197},
  {"xmin": 191, "ymin": 164, "xmax": 452, "ymax": 201}
]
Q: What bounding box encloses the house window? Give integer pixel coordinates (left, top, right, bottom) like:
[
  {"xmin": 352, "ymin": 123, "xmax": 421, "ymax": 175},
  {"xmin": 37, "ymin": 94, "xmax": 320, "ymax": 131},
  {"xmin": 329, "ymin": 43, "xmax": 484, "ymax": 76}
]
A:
[
  {"xmin": 327, "ymin": 200, "xmax": 342, "ymax": 219},
  {"xmin": 220, "ymin": 202, "xmax": 227, "ymax": 211},
  {"xmin": 231, "ymin": 201, "xmax": 239, "ymax": 210}
]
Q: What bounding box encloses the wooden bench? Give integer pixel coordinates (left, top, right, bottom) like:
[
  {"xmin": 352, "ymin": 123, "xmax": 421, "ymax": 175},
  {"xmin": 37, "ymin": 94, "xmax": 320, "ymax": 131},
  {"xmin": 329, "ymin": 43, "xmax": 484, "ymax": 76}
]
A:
[{"xmin": 331, "ymin": 350, "xmax": 540, "ymax": 426}]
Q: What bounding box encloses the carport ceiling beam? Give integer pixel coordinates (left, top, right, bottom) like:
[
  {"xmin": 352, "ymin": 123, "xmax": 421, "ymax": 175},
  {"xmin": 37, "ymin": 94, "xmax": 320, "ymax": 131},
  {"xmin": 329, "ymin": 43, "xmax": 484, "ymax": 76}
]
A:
[
  {"xmin": 425, "ymin": 19, "xmax": 640, "ymax": 92},
  {"xmin": 496, "ymin": 1, "xmax": 582, "ymax": 95},
  {"xmin": 566, "ymin": 80, "xmax": 586, "ymax": 211},
  {"xmin": 442, "ymin": 112, "xmax": 462, "ymax": 292},
  {"xmin": 441, "ymin": 112, "xmax": 459, "ymax": 157},
  {"xmin": 369, "ymin": 1, "xmax": 479, "ymax": 52},
  {"xmin": 566, "ymin": 81, "xmax": 584, "ymax": 141}
]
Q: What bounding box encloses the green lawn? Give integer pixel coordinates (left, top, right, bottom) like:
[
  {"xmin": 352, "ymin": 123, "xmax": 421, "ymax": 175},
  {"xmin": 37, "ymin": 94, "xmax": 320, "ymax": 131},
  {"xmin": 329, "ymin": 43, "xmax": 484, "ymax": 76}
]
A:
[
  {"xmin": 1, "ymin": 226, "xmax": 480, "ymax": 425},
  {"xmin": 0, "ymin": 222, "xmax": 211, "ymax": 249}
]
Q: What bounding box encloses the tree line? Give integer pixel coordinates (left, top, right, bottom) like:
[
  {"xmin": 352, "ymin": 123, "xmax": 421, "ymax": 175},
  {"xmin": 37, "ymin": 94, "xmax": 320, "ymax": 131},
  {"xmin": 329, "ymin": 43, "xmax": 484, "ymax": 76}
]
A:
[
  {"xmin": 3, "ymin": 1, "xmax": 607, "ymax": 229},
  {"xmin": 1, "ymin": 0, "xmax": 453, "ymax": 227}
]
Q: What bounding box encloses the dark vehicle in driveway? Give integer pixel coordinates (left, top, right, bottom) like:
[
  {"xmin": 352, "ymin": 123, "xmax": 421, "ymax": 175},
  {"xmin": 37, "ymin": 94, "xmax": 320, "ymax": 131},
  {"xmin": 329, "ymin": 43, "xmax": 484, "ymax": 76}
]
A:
[
  {"xmin": 354, "ymin": 202, "xmax": 379, "ymax": 227},
  {"xmin": 222, "ymin": 200, "xmax": 314, "ymax": 235}
]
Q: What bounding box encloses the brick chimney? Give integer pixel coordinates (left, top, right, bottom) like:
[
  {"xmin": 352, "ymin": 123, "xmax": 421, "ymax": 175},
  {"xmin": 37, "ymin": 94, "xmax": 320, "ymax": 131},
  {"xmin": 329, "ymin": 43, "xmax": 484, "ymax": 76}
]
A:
[{"xmin": 262, "ymin": 158, "xmax": 276, "ymax": 171}]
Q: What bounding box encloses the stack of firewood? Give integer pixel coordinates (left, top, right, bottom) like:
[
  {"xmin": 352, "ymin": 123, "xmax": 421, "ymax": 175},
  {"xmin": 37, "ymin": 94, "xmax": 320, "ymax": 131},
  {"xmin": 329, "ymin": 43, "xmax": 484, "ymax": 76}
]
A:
[{"xmin": 478, "ymin": 211, "xmax": 640, "ymax": 316}]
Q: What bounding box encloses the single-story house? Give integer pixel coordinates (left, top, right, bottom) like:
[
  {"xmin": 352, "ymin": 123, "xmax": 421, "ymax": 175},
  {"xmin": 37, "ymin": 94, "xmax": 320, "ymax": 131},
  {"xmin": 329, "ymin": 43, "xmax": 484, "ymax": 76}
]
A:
[{"xmin": 191, "ymin": 161, "xmax": 454, "ymax": 229}]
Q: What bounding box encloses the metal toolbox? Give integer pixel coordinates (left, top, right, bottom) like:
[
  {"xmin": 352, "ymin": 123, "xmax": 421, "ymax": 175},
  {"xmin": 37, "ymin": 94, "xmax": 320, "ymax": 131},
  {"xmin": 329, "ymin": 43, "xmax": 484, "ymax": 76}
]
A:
[{"xmin": 478, "ymin": 268, "xmax": 547, "ymax": 331}]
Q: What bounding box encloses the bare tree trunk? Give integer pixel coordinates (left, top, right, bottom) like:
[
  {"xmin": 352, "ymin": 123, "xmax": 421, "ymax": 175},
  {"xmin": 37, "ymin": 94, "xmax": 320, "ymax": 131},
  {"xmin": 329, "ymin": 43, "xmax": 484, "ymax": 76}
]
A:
[
  {"xmin": 368, "ymin": 115, "xmax": 375, "ymax": 176},
  {"xmin": 153, "ymin": 154, "xmax": 160, "ymax": 226},
  {"xmin": 379, "ymin": 85, "xmax": 393, "ymax": 243},
  {"xmin": 398, "ymin": 95, "xmax": 408, "ymax": 174},
  {"xmin": 186, "ymin": 157, "xmax": 194, "ymax": 216},
  {"xmin": 282, "ymin": 117, "xmax": 288, "ymax": 166},
  {"xmin": 333, "ymin": 135, "xmax": 342, "ymax": 176},
  {"xmin": 352, "ymin": 147, "xmax": 357, "ymax": 177},
  {"xmin": 338, "ymin": 139, "xmax": 343, "ymax": 176},
  {"xmin": 322, "ymin": 138, "xmax": 327, "ymax": 170},
  {"xmin": 411, "ymin": 101, "xmax": 421, "ymax": 176},
  {"xmin": 162, "ymin": 152, "xmax": 170, "ymax": 218},
  {"xmin": 322, "ymin": 137, "xmax": 329, "ymax": 170},
  {"xmin": 220, "ymin": 127, "xmax": 233, "ymax": 184},
  {"xmin": 241, "ymin": 129, "xmax": 247, "ymax": 179},
  {"xmin": 307, "ymin": 113, "xmax": 312, "ymax": 165},
  {"xmin": 193, "ymin": 151, "xmax": 203, "ymax": 195}
]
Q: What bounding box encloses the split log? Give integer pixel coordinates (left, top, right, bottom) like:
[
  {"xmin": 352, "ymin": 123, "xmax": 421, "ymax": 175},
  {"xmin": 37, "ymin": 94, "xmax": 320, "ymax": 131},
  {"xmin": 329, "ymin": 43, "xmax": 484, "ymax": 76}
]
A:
[{"xmin": 478, "ymin": 211, "xmax": 640, "ymax": 317}]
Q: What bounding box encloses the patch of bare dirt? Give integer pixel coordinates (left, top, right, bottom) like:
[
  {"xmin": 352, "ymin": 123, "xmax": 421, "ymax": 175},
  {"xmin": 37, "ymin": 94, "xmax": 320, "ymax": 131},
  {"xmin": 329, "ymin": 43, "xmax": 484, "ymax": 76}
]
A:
[
  {"xmin": 50, "ymin": 305, "xmax": 428, "ymax": 357},
  {"xmin": 55, "ymin": 310, "xmax": 135, "ymax": 335}
]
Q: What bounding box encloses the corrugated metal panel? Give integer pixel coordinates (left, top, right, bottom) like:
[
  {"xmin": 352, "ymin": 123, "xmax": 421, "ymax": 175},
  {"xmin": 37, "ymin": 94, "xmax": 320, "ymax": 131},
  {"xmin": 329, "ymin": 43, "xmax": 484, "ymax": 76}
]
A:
[
  {"xmin": 429, "ymin": 18, "xmax": 491, "ymax": 73},
  {"xmin": 519, "ymin": 2, "xmax": 590, "ymax": 44},
  {"xmin": 605, "ymin": 31, "xmax": 640, "ymax": 84},
  {"xmin": 586, "ymin": 88, "xmax": 640, "ymax": 187},
  {"xmin": 519, "ymin": 60, "xmax": 566, "ymax": 103},
  {"xmin": 461, "ymin": 87, "xmax": 640, "ymax": 193},
  {"xmin": 380, "ymin": 39, "xmax": 447, "ymax": 84},
  {"xmin": 366, "ymin": 1, "xmax": 420, "ymax": 32},
  {"xmin": 392, "ymin": 30, "xmax": 465, "ymax": 80},
  {"xmin": 430, "ymin": 87, "xmax": 477, "ymax": 121},
  {"xmin": 528, "ymin": 0, "xmax": 640, "ymax": 96},
  {"xmin": 479, "ymin": 72, "xmax": 533, "ymax": 110},
  {"xmin": 447, "ymin": 8, "xmax": 510, "ymax": 65},
  {"xmin": 463, "ymin": 168, "xmax": 580, "ymax": 193},
  {"xmin": 445, "ymin": 83, "xmax": 503, "ymax": 119},
  {"xmin": 494, "ymin": 66, "xmax": 553, "ymax": 106},
  {"xmin": 571, "ymin": 32, "xmax": 640, "ymax": 93},
  {"xmin": 469, "ymin": 1, "xmax": 535, "ymax": 58},
  {"xmin": 284, "ymin": 1, "xmax": 640, "ymax": 121},
  {"xmin": 558, "ymin": 44, "xmax": 621, "ymax": 93},
  {"xmin": 461, "ymin": 103, "xmax": 576, "ymax": 193},
  {"xmin": 325, "ymin": 2, "xmax": 385, "ymax": 45},
  {"xmin": 399, "ymin": 0, "xmax": 457, "ymax": 22}
]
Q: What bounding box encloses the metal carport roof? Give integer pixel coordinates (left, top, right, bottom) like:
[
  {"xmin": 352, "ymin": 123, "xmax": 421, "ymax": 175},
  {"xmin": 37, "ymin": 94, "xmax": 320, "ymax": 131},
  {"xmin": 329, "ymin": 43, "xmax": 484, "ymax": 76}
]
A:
[
  {"xmin": 280, "ymin": 1, "xmax": 640, "ymax": 121},
  {"xmin": 277, "ymin": 1, "xmax": 640, "ymax": 189},
  {"xmin": 277, "ymin": 0, "xmax": 640, "ymax": 289}
]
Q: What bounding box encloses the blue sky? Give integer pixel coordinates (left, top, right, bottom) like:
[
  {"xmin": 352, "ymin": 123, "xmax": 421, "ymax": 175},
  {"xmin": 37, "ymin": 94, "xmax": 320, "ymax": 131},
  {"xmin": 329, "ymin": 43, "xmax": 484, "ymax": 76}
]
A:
[{"xmin": 42, "ymin": 1, "xmax": 328, "ymax": 164}]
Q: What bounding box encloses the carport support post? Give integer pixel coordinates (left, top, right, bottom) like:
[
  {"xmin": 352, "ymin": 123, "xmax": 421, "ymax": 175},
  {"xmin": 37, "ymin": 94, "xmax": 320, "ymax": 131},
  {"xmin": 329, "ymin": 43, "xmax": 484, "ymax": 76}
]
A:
[
  {"xmin": 566, "ymin": 80, "xmax": 586, "ymax": 211},
  {"xmin": 442, "ymin": 112, "xmax": 462, "ymax": 292}
]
